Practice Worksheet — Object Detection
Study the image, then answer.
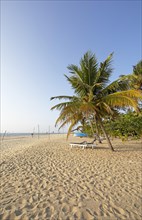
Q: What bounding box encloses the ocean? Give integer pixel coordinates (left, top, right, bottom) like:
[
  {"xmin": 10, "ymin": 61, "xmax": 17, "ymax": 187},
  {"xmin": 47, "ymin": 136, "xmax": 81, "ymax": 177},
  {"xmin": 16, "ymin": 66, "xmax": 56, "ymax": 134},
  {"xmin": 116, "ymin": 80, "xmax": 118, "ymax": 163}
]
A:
[{"xmin": 0, "ymin": 132, "xmax": 66, "ymax": 140}]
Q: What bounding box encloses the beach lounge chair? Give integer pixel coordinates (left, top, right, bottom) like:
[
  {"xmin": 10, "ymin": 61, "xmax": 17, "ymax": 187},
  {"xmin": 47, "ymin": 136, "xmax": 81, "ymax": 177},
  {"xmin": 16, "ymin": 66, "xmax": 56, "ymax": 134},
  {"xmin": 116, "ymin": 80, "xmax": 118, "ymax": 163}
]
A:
[
  {"xmin": 85, "ymin": 139, "xmax": 96, "ymax": 149},
  {"xmin": 70, "ymin": 141, "xmax": 87, "ymax": 149},
  {"xmin": 70, "ymin": 139, "xmax": 96, "ymax": 149}
]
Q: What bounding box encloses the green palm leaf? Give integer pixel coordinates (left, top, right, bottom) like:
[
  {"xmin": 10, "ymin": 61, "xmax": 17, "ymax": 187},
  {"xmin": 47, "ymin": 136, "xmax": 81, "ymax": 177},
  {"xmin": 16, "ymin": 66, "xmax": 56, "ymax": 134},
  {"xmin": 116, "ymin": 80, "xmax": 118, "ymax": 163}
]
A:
[{"xmin": 50, "ymin": 51, "xmax": 141, "ymax": 150}]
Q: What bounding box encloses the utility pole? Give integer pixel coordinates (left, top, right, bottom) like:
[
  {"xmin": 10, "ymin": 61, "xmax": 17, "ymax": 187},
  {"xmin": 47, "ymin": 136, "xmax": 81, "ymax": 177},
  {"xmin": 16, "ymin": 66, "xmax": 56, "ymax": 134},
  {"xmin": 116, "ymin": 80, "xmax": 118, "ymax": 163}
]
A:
[
  {"xmin": 49, "ymin": 125, "xmax": 50, "ymax": 140},
  {"xmin": 2, "ymin": 130, "xmax": 7, "ymax": 141},
  {"xmin": 38, "ymin": 125, "xmax": 40, "ymax": 139}
]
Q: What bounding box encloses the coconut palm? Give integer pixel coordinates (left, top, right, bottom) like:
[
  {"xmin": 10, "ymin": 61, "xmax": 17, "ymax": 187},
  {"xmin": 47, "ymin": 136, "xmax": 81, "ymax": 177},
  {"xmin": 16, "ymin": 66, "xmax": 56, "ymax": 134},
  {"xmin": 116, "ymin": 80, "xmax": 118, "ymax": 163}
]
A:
[
  {"xmin": 132, "ymin": 60, "xmax": 142, "ymax": 90},
  {"xmin": 119, "ymin": 60, "xmax": 142, "ymax": 90},
  {"xmin": 51, "ymin": 51, "xmax": 142, "ymax": 151},
  {"xmin": 119, "ymin": 60, "xmax": 142, "ymax": 110}
]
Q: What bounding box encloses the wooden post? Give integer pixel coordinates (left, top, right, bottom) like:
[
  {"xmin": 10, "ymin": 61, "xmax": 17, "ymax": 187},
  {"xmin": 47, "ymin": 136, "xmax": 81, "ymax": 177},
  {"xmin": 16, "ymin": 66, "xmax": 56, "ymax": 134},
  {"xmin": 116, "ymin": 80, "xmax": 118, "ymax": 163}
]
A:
[
  {"xmin": 49, "ymin": 126, "xmax": 50, "ymax": 140},
  {"xmin": 38, "ymin": 125, "xmax": 40, "ymax": 139},
  {"xmin": 2, "ymin": 130, "xmax": 7, "ymax": 141}
]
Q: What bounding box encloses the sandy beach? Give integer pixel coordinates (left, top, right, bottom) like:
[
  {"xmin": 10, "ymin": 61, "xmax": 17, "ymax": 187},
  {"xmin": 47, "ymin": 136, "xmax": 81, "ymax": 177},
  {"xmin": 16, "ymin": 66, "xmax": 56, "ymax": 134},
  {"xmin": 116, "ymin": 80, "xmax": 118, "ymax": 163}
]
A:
[{"xmin": 0, "ymin": 135, "xmax": 142, "ymax": 220}]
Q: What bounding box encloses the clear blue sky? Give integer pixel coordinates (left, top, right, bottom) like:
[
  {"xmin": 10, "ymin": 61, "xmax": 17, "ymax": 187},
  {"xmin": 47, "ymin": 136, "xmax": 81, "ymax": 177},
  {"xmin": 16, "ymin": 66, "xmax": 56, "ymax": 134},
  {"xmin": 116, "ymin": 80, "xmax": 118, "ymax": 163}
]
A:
[{"xmin": 1, "ymin": 0, "xmax": 141, "ymax": 133}]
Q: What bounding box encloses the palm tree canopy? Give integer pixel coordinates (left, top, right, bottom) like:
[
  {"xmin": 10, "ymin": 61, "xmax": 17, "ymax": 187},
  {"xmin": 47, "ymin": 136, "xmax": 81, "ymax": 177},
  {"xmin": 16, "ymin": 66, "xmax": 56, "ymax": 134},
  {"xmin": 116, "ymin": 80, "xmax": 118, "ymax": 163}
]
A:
[
  {"xmin": 119, "ymin": 60, "xmax": 142, "ymax": 90},
  {"xmin": 51, "ymin": 51, "xmax": 142, "ymax": 138},
  {"xmin": 65, "ymin": 51, "xmax": 114, "ymax": 97},
  {"xmin": 133, "ymin": 60, "xmax": 142, "ymax": 90}
]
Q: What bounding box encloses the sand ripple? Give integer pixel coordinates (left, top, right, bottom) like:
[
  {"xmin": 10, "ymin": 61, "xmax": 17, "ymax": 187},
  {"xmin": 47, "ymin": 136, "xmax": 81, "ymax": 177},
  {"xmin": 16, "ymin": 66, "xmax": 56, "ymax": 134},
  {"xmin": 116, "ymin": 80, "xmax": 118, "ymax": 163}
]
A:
[{"xmin": 0, "ymin": 137, "xmax": 142, "ymax": 219}]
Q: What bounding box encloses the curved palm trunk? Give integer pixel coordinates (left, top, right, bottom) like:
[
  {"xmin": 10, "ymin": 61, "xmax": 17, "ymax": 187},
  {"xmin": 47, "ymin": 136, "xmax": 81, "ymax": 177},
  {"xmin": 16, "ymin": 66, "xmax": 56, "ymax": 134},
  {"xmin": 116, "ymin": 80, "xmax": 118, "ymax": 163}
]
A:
[
  {"xmin": 95, "ymin": 119, "xmax": 102, "ymax": 143},
  {"xmin": 89, "ymin": 120, "xmax": 96, "ymax": 138},
  {"xmin": 89, "ymin": 119, "xmax": 102, "ymax": 143},
  {"xmin": 97, "ymin": 115, "xmax": 114, "ymax": 151}
]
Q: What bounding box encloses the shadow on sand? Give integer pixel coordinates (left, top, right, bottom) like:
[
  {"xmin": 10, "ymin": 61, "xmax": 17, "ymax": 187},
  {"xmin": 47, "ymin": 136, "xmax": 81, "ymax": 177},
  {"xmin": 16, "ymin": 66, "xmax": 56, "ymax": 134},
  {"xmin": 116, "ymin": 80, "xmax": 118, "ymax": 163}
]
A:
[
  {"xmin": 95, "ymin": 141, "xmax": 142, "ymax": 152},
  {"xmin": 113, "ymin": 144, "xmax": 142, "ymax": 152}
]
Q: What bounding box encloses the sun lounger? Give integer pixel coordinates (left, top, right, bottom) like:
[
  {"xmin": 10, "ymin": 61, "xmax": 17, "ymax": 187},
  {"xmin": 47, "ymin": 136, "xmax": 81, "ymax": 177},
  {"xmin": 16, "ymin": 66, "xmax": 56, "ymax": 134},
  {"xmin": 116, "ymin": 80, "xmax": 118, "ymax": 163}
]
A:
[
  {"xmin": 86, "ymin": 143, "xmax": 96, "ymax": 149},
  {"xmin": 85, "ymin": 139, "xmax": 96, "ymax": 149},
  {"xmin": 70, "ymin": 141, "xmax": 87, "ymax": 149},
  {"xmin": 70, "ymin": 139, "xmax": 96, "ymax": 149}
]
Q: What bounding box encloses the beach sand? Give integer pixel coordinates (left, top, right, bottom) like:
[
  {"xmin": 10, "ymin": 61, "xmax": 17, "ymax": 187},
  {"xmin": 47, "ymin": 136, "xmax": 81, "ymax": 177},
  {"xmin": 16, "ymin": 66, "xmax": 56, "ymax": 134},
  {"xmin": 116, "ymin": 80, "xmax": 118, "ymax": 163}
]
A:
[{"xmin": 0, "ymin": 135, "xmax": 142, "ymax": 220}]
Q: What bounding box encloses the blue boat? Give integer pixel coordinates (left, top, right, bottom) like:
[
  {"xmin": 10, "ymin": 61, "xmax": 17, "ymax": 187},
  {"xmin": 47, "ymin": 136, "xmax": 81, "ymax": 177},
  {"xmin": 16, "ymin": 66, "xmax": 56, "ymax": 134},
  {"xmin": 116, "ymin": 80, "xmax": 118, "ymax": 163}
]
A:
[{"xmin": 74, "ymin": 133, "xmax": 88, "ymax": 137}]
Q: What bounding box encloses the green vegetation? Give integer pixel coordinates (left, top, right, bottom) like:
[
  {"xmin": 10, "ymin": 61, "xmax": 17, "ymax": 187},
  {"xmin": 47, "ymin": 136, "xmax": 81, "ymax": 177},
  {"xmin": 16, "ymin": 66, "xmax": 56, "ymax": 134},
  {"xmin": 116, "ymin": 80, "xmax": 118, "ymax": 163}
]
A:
[
  {"xmin": 51, "ymin": 51, "xmax": 142, "ymax": 151},
  {"xmin": 120, "ymin": 60, "xmax": 142, "ymax": 91},
  {"xmin": 105, "ymin": 111, "xmax": 142, "ymax": 140}
]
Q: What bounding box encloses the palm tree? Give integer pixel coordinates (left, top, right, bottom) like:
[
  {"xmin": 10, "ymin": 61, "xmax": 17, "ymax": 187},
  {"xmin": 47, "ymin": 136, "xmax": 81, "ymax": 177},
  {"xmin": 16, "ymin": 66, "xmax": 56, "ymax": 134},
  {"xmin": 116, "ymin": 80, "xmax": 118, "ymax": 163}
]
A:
[
  {"xmin": 51, "ymin": 51, "xmax": 142, "ymax": 151},
  {"xmin": 119, "ymin": 60, "xmax": 142, "ymax": 110},
  {"xmin": 119, "ymin": 60, "xmax": 142, "ymax": 90},
  {"xmin": 132, "ymin": 60, "xmax": 142, "ymax": 90}
]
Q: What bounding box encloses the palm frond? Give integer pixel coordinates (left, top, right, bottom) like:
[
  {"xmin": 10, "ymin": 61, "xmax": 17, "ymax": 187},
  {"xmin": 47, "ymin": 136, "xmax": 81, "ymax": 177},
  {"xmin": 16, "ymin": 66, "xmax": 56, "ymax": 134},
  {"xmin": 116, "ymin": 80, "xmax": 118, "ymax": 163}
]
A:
[
  {"xmin": 80, "ymin": 51, "xmax": 98, "ymax": 85},
  {"xmin": 103, "ymin": 90, "xmax": 142, "ymax": 111},
  {"xmin": 51, "ymin": 102, "xmax": 72, "ymax": 111},
  {"xmin": 64, "ymin": 74, "xmax": 88, "ymax": 96},
  {"xmin": 50, "ymin": 95, "xmax": 74, "ymax": 101},
  {"xmin": 133, "ymin": 60, "xmax": 142, "ymax": 76},
  {"xmin": 96, "ymin": 53, "xmax": 113, "ymax": 86},
  {"xmin": 66, "ymin": 120, "xmax": 79, "ymax": 139},
  {"xmin": 102, "ymin": 77, "xmax": 130, "ymax": 95}
]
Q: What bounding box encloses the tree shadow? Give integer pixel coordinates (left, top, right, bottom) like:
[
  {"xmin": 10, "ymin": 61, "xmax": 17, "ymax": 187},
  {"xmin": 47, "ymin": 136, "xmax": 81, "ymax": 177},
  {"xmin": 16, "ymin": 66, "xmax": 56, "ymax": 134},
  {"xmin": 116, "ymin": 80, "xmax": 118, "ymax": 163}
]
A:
[
  {"xmin": 94, "ymin": 146, "xmax": 110, "ymax": 150},
  {"xmin": 114, "ymin": 145, "xmax": 142, "ymax": 152}
]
